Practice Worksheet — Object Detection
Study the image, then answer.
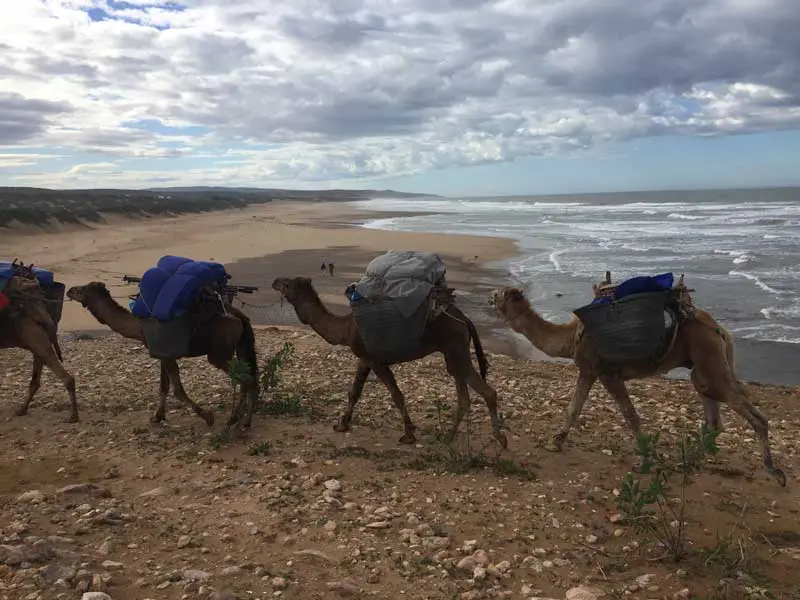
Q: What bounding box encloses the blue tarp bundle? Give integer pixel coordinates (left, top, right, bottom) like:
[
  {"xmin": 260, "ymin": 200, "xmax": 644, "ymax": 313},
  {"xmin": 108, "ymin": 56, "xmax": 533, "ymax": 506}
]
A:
[
  {"xmin": 591, "ymin": 272, "xmax": 674, "ymax": 305},
  {"xmin": 0, "ymin": 262, "xmax": 55, "ymax": 286},
  {"xmin": 130, "ymin": 255, "xmax": 230, "ymax": 321}
]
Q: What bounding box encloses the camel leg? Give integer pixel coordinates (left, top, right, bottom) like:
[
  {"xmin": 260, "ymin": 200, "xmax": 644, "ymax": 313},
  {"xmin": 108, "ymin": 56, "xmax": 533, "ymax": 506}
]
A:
[
  {"xmin": 372, "ymin": 364, "xmax": 417, "ymax": 444},
  {"xmin": 598, "ymin": 373, "xmax": 642, "ymax": 434},
  {"xmin": 43, "ymin": 349, "xmax": 78, "ymax": 423},
  {"xmin": 464, "ymin": 369, "xmax": 508, "ymax": 449},
  {"xmin": 164, "ymin": 360, "xmax": 215, "ymax": 427},
  {"xmin": 701, "ymin": 375, "xmax": 785, "ymax": 486},
  {"xmin": 16, "ymin": 356, "xmax": 44, "ymax": 417},
  {"xmin": 444, "ymin": 377, "xmax": 472, "ymax": 444},
  {"xmin": 553, "ymin": 369, "xmax": 598, "ymax": 451},
  {"xmin": 150, "ymin": 362, "xmax": 170, "ymax": 424},
  {"xmin": 691, "ymin": 370, "xmax": 724, "ymax": 433},
  {"xmin": 334, "ymin": 360, "xmax": 371, "ymax": 433}
]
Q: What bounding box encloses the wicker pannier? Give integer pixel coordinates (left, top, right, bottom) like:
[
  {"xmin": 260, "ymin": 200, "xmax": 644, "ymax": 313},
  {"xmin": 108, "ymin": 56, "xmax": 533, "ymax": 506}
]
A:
[
  {"xmin": 43, "ymin": 282, "xmax": 65, "ymax": 325},
  {"xmin": 141, "ymin": 314, "xmax": 194, "ymax": 360},
  {"xmin": 573, "ymin": 290, "xmax": 672, "ymax": 367},
  {"xmin": 351, "ymin": 296, "xmax": 429, "ymax": 363}
]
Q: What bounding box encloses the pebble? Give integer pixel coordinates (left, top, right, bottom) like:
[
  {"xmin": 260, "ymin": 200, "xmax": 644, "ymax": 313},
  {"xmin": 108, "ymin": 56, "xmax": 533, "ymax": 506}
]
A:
[
  {"xmin": 81, "ymin": 594, "xmax": 112, "ymax": 600},
  {"xmin": 16, "ymin": 490, "xmax": 46, "ymax": 504},
  {"xmin": 324, "ymin": 479, "xmax": 343, "ymax": 492},
  {"xmin": 183, "ymin": 569, "xmax": 212, "ymax": 582},
  {"xmin": 565, "ymin": 586, "xmax": 606, "ymax": 600},
  {"xmin": 326, "ymin": 580, "xmax": 360, "ymax": 597},
  {"xmin": 271, "ymin": 576, "xmax": 288, "ymax": 589},
  {"xmin": 177, "ymin": 535, "xmax": 193, "ymax": 549}
]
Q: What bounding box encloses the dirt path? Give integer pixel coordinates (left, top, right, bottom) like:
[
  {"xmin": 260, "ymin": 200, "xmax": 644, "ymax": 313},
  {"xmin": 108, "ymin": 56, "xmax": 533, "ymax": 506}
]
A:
[{"xmin": 1, "ymin": 328, "xmax": 799, "ymax": 600}]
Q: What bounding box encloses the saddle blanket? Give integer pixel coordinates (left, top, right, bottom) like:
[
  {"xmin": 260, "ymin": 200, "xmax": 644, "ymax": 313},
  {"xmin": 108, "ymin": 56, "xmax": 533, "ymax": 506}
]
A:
[{"xmin": 130, "ymin": 255, "xmax": 230, "ymax": 321}]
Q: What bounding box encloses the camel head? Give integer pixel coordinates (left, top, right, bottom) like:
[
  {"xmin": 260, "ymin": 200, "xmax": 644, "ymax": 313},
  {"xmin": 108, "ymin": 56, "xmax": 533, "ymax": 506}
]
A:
[
  {"xmin": 66, "ymin": 282, "xmax": 110, "ymax": 306},
  {"xmin": 271, "ymin": 276, "xmax": 316, "ymax": 306},
  {"xmin": 489, "ymin": 287, "xmax": 529, "ymax": 319}
]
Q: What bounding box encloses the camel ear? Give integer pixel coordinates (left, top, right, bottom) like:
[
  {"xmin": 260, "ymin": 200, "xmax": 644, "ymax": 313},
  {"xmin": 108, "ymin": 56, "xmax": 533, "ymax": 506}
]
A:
[
  {"xmin": 299, "ymin": 277, "xmax": 312, "ymax": 286},
  {"xmin": 506, "ymin": 288, "xmax": 524, "ymax": 301}
]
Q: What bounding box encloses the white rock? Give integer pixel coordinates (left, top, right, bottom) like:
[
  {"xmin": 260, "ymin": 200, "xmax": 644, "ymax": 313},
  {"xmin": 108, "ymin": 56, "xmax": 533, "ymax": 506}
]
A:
[
  {"xmin": 271, "ymin": 576, "xmax": 288, "ymax": 589},
  {"xmin": 565, "ymin": 586, "xmax": 606, "ymax": 600},
  {"xmin": 457, "ymin": 556, "xmax": 476, "ymax": 572},
  {"xmin": 585, "ymin": 535, "xmax": 599, "ymax": 544},
  {"xmin": 16, "ymin": 490, "xmax": 45, "ymax": 504},
  {"xmin": 323, "ymin": 479, "xmax": 342, "ymax": 492},
  {"xmin": 81, "ymin": 594, "xmax": 112, "ymax": 600}
]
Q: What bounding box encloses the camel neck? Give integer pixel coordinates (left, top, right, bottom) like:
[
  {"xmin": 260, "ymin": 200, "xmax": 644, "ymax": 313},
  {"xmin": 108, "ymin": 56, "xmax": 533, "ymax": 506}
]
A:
[
  {"xmin": 294, "ymin": 293, "xmax": 352, "ymax": 346},
  {"xmin": 508, "ymin": 304, "xmax": 577, "ymax": 359},
  {"xmin": 84, "ymin": 294, "xmax": 145, "ymax": 342}
]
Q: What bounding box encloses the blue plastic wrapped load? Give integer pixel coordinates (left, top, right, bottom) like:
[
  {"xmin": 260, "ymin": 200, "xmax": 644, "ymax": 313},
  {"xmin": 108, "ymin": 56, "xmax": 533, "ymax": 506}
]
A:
[
  {"xmin": 131, "ymin": 255, "xmax": 230, "ymax": 321},
  {"xmin": 591, "ymin": 272, "xmax": 674, "ymax": 305},
  {"xmin": 0, "ymin": 262, "xmax": 55, "ymax": 286}
]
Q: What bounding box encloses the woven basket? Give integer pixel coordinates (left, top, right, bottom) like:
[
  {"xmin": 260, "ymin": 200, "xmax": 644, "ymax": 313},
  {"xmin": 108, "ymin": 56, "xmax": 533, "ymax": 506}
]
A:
[
  {"xmin": 141, "ymin": 314, "xmax": 194, "ymax": 359},
  {"xmin": 574, "ymin": 290, "xmax": 671, "ymax": 366},
  {"xmin": 44, "ymin": 282, "xmax": 65, "ymax": 325},
  {"xmin": 351, "ymin": 297, "xmax": 429, "ymax": 362}
]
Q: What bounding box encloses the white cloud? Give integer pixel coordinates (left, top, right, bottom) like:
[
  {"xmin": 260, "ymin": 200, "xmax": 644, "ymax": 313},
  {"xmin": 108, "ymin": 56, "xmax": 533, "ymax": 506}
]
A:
[{"xmin": 0, "ymin": 0, "xmax": 798, "ymax": 187}]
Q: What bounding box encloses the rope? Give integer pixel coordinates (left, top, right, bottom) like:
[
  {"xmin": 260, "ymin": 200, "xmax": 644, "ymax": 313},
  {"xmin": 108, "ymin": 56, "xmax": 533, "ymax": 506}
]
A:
[{"xmin": 236, "ymin": 298, "xmax": 284, "ymax": 310}]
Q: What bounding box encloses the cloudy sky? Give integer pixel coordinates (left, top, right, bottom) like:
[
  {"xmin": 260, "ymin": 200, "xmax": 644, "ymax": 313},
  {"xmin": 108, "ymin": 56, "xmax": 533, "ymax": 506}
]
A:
[{"xmin": 1, "ymin": 0, "xmax": 799, "ymax": 195}]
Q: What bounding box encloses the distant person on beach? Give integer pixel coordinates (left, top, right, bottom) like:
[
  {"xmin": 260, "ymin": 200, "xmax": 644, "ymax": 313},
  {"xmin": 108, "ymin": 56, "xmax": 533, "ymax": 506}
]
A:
[
  {"xmin": 320, "ymin": 260, "xmax": 327, "ymax": 273},
  {"xmin": 328, "ymin": 262, "xmax": 335, "ymax": 276}
]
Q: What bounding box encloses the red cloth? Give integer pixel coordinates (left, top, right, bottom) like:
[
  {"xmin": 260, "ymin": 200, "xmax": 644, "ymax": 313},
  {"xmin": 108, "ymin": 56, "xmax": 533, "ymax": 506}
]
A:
[{"xmin": 0, "ymin": 291, "xmax": 9, "ymax": 312}]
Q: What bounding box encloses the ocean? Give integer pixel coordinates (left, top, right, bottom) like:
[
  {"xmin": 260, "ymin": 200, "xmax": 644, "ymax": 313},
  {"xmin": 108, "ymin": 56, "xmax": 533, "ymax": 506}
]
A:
[{"xmin": 350, "ymin": 187, "xmax": 800, "ymax": 386}]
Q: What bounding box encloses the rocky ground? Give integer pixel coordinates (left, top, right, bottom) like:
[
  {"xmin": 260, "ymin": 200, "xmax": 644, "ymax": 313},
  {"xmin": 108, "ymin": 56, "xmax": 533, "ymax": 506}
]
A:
[{"xmin": 1, "ymin": 327, "xmax": 799, "ymax": 600}]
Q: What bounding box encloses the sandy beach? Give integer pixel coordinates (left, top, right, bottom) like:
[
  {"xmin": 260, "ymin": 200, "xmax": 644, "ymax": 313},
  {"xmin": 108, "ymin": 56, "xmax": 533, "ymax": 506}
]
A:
[{"xmin": 0, "ymin": 201, "xmax": 519, "ymax": 336}]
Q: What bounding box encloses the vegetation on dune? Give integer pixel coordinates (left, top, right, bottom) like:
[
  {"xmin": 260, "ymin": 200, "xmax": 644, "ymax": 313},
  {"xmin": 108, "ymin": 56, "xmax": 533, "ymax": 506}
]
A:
[{"xmin": 0, "ymin": 186, "xmax": 434, "ymax": 229}]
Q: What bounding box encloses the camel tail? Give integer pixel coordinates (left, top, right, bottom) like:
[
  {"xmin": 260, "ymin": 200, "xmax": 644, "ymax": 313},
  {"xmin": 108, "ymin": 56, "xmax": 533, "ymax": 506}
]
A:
[
  {"xmin": 237, "ymin": 315, "xmax": 259, "ymax": 388},
  {"xmin": 466, "ymin": 316, "xmax": 489, "ymax": 381}
]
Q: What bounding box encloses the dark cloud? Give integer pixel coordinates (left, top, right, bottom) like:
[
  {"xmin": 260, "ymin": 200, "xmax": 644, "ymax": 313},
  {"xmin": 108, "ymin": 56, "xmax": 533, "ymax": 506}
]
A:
[{"xmin": 0, "ymin": 93, "xmax": 71, "ymax": 145}]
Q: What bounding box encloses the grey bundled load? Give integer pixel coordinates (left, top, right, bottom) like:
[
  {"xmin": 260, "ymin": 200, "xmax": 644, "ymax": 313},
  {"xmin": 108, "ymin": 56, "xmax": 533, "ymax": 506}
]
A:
[{"xmin": 347, "ymin": 250, "xmax": 449, "ymax": 362}]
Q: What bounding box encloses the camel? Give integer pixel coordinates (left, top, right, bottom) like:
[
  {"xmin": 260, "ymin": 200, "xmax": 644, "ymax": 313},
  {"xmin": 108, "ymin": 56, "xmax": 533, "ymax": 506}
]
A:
[
  {"xmin": 66, "ymin": 282, "xmax": 259, "ymax": 430},
  {"xmin": 272, "ymin": 276, "xmax": 507, "ymax": 447},
  {"xmin": 0, "ymin": 273, "xmax": 78, "ymax": 422},
  {"xmin": 490, "ymin": 286, "xmax": 786, "ymax": 487}
]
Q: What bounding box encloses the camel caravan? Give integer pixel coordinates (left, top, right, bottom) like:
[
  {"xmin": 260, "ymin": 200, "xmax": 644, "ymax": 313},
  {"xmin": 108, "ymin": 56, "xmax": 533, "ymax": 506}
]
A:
[{"xmin": 0, "ymin": 250, "xmax": 786, "ymax": 487}]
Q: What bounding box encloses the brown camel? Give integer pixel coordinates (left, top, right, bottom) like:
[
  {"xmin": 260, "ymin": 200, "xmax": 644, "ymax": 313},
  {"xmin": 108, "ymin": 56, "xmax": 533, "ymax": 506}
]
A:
[
  {"xmin": 1, "ymin": 274, "xmax": 78, "ymax": 422},
  {"xmin": 490, "ymin": 287, "xmax": 786, "ymax": 486},
  {"xmin": 66, "ymin": 282, "xmax": 259, "ymax": 430},
  {"xmin": 272, "ymin": 276, "xmax": 506, "ymax": 447}
]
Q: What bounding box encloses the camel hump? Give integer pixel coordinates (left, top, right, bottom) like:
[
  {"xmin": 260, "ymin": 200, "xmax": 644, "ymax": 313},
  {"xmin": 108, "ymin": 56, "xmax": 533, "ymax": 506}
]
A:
[{"xmin": 692, "ymin": 308, "xmax": 722, "ymax": 332}]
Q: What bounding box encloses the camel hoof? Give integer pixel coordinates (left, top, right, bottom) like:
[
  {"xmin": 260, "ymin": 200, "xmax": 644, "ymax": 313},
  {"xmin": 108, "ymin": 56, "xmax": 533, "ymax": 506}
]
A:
[
  {"xmin": 549, "ymin": 434, "xmax": 566, "ymax": 453},
  {"xmin": 773, "ymin": 468, "xmax": 787, "ymax": 487},
  {"xmin": 333, "ymin": 421, "xmax": 351, "ymax": 433},
  {"xmin": 201, "ymin": 412, "xmax": 215, "ymax": 427},
  {"xmin": 495, "ymin": 431, "xmax": 509, "ymax": 450},
  {"xmin": 14, "ymin": 405, "xmax": 29, "ymax": 417},
  {"xmin": 399, "ymin": 432, "xmax": 417, "ymax": 445},
  {"xmin": 64, "ymin": 413, "xmax": 80, "ymax": 424},
  {"xmin": 150, "ymin": 413, "xmax": 165, "ymax": 424}
]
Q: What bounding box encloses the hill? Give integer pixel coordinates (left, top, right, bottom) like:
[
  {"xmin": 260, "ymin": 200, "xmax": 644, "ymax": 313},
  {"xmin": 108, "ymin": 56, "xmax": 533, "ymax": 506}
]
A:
[{"xmin": 0, "ymin": 186, "xmax": 437, "ymax": 231}]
